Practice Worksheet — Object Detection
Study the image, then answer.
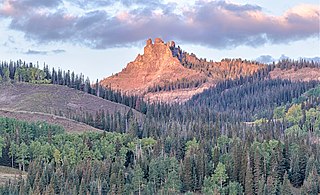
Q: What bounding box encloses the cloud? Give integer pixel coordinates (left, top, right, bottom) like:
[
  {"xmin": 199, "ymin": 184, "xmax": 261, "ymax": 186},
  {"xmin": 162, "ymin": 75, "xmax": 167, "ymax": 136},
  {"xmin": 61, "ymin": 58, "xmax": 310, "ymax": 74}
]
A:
[
  {"xmin": 11, "ymin": 0, "xmax": 62, "ymax": 9},
  {"xmin": 0, "ymin": 0, "xmax": 62, "ymax": 17},
  {"xmin": 211, "ymin": 1, "xmax": 262, "ymax": 12},
  {"xmin": 255, "ymin": 55, "xmax": 275, "ymax": 64},
  {"xmin": 10, "ymin": 11, "xmax": 76, "ymax": 42},
  {"xmin": 24, "ymin": 49, "xmax": 66, "ymax": 55},
  {"xmin": 25, "ymin": 49, "xmax": 48, "ymax": 55},
  {"xmin": 0, "ymin": 0, "xmax": 319, "ymax": 49},
  {"xmin": 279, "ymin": 54, "xmax": 290, "ymax": 60},
  {"xmin": 52, "ymin": 49, "xmax": 66, "ymax": 54}
]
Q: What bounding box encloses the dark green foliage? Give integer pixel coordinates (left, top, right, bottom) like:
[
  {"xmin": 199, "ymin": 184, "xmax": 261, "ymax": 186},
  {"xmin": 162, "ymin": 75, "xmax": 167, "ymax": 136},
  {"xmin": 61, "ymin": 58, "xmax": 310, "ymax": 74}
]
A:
[{"xmin": 0, "ymin": 117, "xmax": 64, "ymax": 143}]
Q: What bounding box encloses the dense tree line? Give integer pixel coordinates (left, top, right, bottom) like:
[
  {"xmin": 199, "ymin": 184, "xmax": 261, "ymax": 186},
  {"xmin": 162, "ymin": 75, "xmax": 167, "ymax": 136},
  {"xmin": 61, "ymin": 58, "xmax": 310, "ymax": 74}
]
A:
[
  {"xmin": 62, "ymin": 109, "xmax": 141, "ymax": 137},
  {"xmin": 180, "ymin": 57, "xmax": 263, "ymax": 79},
  {"xmin": 147, "ymin": 78, "xmax": 207, "ymax": 93},
  {"xmin": 0, "ymin": 117, "xmax": 64, "ymax": 170},
  {"xmin": 275, "ymin": 59, "xmax": 320, "ymax": 70}
]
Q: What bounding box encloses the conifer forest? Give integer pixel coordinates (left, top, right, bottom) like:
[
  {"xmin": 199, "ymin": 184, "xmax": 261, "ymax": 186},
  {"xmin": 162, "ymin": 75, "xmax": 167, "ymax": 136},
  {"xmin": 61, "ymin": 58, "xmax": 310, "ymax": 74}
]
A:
[{"xmin": 0, "ymin": 59, "xmax": 319, "ymax": 195}]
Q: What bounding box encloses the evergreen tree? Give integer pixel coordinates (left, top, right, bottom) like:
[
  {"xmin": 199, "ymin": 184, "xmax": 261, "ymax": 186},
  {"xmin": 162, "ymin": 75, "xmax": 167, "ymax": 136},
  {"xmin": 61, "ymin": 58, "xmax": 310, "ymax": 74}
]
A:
[
  {"xmin": 182, "ymin": 156, "xmax": 193, "ymax": 192},
  {"xmin": 16, "ymin": 142, "xmax": 29, "ymax": 171},
  {"xmin": 132, "ymin": 164, "xmax": 145, "ymax": 195},
  {"xmin": 213, "ymin": 162, "xmax": 228, "ymax": 192},
  {"xmin": 245, "ymin": 158, "xmax": 254, "ymax": 195},
  {"xmin": 165, "ymin": 168, "xmax": 181, "ymax": 194}
]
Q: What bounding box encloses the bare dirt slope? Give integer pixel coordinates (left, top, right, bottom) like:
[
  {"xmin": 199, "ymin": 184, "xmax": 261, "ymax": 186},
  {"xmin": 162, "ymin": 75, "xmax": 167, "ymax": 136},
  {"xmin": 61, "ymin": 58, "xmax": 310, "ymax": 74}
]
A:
[
  {"xmin": 144, "ymin": 83, "xmax": 212, "ymax": 103},
  {"xmin": 0, "ymin": 82, "xmax": 142, "ymax": 118},
  {"xmin": 0, "ymin": 109, "xmax": 101, "ymax": 133},
  {"xmin": 270, "ymin": 67, "xmax": 320, "ymax": 81}
]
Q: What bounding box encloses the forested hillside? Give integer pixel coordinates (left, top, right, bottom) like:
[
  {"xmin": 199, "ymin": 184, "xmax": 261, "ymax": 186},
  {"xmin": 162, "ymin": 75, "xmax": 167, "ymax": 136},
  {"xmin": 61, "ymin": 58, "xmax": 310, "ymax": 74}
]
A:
[
  {"xmin": 189, "ymin": 71, "xmax": 318, "ymax": 120},
  {"xmin": 0, "ymin": 59, "xmax": 319, "ymax": 194}
]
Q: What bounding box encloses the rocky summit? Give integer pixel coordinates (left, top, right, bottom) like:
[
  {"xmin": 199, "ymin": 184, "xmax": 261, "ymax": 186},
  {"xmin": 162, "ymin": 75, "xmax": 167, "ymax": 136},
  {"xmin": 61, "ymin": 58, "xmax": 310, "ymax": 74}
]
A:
[{"xmin": 100, "ymin": 38, "xmax": 204, "ymax": 96}]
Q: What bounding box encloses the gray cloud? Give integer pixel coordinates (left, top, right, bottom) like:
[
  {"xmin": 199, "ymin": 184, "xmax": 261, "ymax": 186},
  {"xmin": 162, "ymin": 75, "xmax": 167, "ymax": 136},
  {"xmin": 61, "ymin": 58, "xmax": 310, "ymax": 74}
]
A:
[
  {"xmin": 11, "ymin": 0, "xmax": 62, "ymax": 8},
  {"xmin": 279, "ymin": 54, "xmax": 290, "ymax": 61},
  {"xmin": 25, "ymin": 49, "xmax": 48, "ymax": 55},
  {"xmin": 52, "ymin": 49, "xmax": 66, "ymax": 54},
  {"xmin": 211, "ymin": 1, "xmax": 262, "ymax": 12},
  {"xmin": 68, "ymin": 0, "xmax": 163, "ymax": 10},
  {"xmin": 0, "ymin": 0, "xmax": 319, "ymax": 49},
  {"xmin": 10, "ymin": 11, "xmax": 76, "ymax": 42},
  {"xmin": 255, "ymin": 55, "xmax": 275, "ymax": 64},
  {"xmin": 24, "ymin": 49, "xmax": 66, "ymax": 55}
]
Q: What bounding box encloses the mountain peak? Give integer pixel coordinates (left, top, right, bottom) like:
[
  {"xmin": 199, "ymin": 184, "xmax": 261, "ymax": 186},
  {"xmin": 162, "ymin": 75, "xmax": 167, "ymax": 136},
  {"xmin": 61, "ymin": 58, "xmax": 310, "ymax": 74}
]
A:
[
  {"xmin": 101, "ymin": 38, "xmax": 202, "ymax": 94},
  {"xmin": 100, "ymin": 38, "xmax": 265, "ymax": 102}
]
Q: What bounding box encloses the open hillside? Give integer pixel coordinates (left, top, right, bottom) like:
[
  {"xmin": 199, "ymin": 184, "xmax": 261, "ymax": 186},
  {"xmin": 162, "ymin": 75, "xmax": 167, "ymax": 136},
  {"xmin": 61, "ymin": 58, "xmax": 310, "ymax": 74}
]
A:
[{"xmin": 0, "ymin": 82, "xmax": 142, "ymax": 119}]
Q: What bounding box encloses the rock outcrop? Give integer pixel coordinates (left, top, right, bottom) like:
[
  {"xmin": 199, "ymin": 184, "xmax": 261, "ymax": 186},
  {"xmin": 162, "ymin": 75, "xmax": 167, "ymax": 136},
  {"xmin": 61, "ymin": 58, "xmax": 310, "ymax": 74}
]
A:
[{"xmin": 100, "ymin": 38, "xmax": 205, "ymax": 95}]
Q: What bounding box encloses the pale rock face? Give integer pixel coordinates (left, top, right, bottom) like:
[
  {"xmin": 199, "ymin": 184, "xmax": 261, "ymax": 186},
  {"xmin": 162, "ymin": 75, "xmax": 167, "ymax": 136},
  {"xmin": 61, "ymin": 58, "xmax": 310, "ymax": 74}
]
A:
[
  {"xmin": 154, "ymin": 38, "xmax": 164, "ymax": 44},
  {"xmin": 144, "ymin": 38, "xmax": 171, "ymax": 58},
  {"xmin": 146, "ymin": 38, "xmax": 152, "ymax": 46},
  {"xmin": 143, "ymin": 37, "xmax": 174, "ymax": 65}
]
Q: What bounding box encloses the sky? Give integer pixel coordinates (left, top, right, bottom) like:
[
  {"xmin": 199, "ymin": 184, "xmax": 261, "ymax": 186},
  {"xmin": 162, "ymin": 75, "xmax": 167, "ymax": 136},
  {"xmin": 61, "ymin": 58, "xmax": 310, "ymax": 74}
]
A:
[{"xmin": 0, "ymin": 0, "xmax": 319, "ymax": 80}]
